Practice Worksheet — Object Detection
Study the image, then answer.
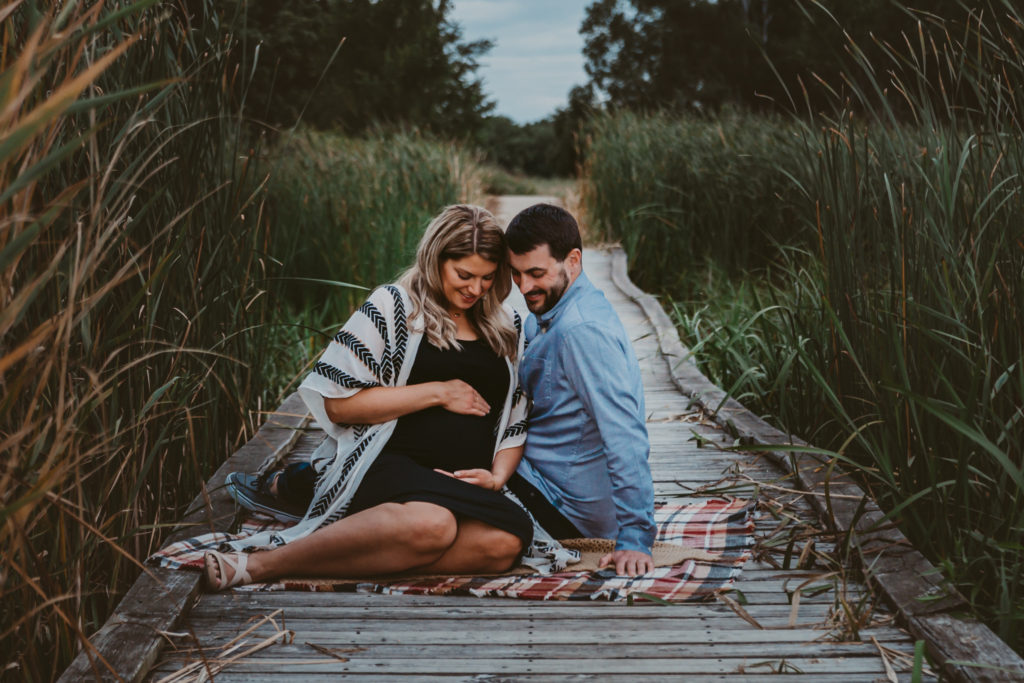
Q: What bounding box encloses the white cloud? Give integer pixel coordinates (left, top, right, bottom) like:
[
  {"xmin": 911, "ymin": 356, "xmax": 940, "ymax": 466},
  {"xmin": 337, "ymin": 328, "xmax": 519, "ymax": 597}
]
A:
[
  {"xmin": 452, "ymin": 0, "xmax": 523, "ymax": 25},
  {"xmin": 449, "ymin": 0, "xmax": 591, "ymax": 123}
]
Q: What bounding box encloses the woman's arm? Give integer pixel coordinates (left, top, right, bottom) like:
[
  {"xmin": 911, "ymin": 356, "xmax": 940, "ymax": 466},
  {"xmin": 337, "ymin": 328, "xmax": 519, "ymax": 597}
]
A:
[
  {"xmin": 324, "ymin": 379, "xmax": 490, "ymax": 425},
  {"xmin": 442, "ymin": 445, "xmax": 524, "ymax": 491},
  {"xmin": 488, "ymin": 446, "xmax": 524, "ymax": 488}
]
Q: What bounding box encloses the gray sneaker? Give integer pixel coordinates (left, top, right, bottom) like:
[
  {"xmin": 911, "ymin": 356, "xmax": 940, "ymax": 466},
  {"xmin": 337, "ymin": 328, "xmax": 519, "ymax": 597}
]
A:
[{"xmin": 226, "ymin": 471, "xmax": 307, "ymax": 523}]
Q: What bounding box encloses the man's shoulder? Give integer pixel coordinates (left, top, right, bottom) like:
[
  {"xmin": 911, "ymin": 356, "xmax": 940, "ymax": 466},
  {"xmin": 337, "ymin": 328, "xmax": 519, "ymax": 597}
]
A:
[{"xmin": 556, "ymin": 286, "xmax": 622, "ymax": 336}]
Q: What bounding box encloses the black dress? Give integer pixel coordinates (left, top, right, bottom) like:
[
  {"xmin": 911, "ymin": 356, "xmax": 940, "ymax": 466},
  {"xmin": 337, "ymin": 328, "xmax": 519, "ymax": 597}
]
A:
[{"xmin": 346, "ymin": 338, "xmax": 534, "ymax": 550}]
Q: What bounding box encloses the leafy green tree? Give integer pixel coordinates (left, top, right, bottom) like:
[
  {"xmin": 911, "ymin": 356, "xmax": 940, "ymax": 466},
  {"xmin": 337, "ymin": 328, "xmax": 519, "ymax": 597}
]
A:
[
  {"xmin": 476, "ymin": 115, "xmax": 562, "ymax": 177},
  {"xmin": 551, "ymin": 84, "xmax": 598, "ymax": 175},
  {"xmin": 475, "ymin": 85, "xmax": 595, "ymax": 178},
  {"xmin": 580, "ymin": 0, "xmax": 968, "ymax": 113},
  {"xmin": 230, "ymin": 0, "xmax": 493, "ymax": 135}
]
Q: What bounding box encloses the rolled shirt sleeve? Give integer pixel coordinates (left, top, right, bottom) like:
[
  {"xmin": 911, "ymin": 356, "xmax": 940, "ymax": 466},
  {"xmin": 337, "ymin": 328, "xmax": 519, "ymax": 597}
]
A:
[{"xmin": 559, "ymin": 322, "xmax": 656, "ymax": 553}]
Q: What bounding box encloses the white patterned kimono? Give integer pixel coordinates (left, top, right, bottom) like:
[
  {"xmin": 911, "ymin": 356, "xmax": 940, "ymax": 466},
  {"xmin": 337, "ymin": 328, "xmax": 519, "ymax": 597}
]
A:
[{"xmin": 228, "ymin": 284, "xmax": 578, "ymax": 573}]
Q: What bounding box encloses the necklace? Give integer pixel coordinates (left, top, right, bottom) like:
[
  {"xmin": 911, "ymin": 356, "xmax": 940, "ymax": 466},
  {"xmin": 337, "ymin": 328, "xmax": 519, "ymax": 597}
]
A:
[{"xmin": 450, "ymin": 310, "xmax": 462, "ymax": 319}]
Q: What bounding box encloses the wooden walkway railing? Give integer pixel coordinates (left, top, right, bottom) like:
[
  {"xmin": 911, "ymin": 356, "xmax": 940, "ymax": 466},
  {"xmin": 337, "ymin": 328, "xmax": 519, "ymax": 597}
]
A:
[{"xmin": 61, "ymin": 246, "xmax": 1024, "ymax": 682}]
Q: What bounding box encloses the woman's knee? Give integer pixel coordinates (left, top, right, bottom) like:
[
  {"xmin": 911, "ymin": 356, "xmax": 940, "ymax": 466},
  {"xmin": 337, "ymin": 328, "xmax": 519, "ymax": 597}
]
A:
[
  {"xmin": 399, "ymin": 503, "xmax": 458, "ymax": 554},
  {"xmin": 477, "ymin": 529, "xmax": 523, "ymax": 572}
]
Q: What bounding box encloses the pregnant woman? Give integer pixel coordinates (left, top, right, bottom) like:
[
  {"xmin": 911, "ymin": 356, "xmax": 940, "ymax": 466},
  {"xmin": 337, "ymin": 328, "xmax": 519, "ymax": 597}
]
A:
[{"xmin": 204, "ymin": 204, "xmax": 572, "ymax": 589}]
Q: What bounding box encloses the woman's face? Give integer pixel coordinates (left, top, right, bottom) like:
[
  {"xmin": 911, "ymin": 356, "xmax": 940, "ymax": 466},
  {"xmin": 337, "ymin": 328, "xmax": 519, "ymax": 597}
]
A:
[{"xmin": 440, "ymin": 254, "xmax": 498, "ymax": 313}]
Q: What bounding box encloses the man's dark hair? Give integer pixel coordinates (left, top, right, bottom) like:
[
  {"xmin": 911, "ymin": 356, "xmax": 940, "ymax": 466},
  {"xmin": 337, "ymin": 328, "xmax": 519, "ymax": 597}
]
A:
[{"xmin": 506, "ymin": 203, "xmax": 582, "ymax": 261}]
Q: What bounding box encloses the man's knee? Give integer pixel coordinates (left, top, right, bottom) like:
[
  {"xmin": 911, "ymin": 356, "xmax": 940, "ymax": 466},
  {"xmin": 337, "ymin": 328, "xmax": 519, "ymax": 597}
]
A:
[{"xmin": 398, "ymin": 503, "xmax": 458, "ymax": 555}]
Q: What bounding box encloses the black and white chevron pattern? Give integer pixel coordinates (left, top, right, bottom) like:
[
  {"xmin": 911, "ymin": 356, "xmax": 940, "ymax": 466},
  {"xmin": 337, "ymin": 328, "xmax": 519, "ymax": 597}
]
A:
[
  {"xmin": 358, "ymin": 299, "xmax": 389, "ymax": 342},
  {"xmin": 309, "ymin": 431, "xmax": 375, "ymax": 520},
  {"xmin": 358, "ymin": 299, "xmax": 393, "ymax": 383},
  {"xmin": 502, "ymin": 419, "xmax": 527, "ymax": 441},
  {"xmin": 334, "ymin": 330, "xmax": 382, "ymax": 381},
  {"xmin": 314, "ymin": 361, "xmax": 379, "ymax": 389},
  {"xmin": 385, "ymin": 285, "xmax": 409, "ymax": 378}
]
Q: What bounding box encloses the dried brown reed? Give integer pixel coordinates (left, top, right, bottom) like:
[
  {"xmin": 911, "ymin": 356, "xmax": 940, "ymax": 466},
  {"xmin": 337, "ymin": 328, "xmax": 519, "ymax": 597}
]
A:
[{"xmin": 1, "ymin": 2, "xmax": 273, "ymax": 678}]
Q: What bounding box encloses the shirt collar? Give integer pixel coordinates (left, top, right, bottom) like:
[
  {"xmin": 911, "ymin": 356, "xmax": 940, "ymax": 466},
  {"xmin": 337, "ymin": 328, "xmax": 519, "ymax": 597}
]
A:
[{"xmin": 537, "ymin": 270, "xmax": 591, "ymax": 331}]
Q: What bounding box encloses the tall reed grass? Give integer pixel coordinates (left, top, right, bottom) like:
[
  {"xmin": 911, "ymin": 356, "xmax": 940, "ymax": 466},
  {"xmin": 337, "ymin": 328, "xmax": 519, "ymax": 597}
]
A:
[
  {"xmin": 0, "ymin": 2, "xmax": 483, "ymax": 680},
  {"xmin": 582, "ymin": 108, "xmax": 807, "ymax": 287},
  {"xmin": 584, "ymin": 0, "xmax": 1024, "ymax": 652},
  {"xmin": 1, "ymin": 2, "xmax": 276, "ymax": 679},
  {"xmin": 265, "ymin": 129, "xmax": 483, "ymax": 321}
]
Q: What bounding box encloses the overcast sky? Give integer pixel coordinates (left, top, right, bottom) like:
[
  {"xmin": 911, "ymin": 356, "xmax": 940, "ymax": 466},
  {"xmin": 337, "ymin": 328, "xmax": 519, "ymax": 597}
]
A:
[{"xmin": 449, "ymin": 0, "xmax": 592, "ymax": 124}]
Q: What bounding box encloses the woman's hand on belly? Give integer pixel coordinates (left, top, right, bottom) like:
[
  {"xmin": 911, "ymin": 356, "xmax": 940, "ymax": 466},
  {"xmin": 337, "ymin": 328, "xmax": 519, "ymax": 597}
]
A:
[
  {"xmin": 324, "ymin": 380, "xmax": 489, "ymax": 425},
  {"xmin": 433, "ymin": 445, "xmax": 523, "ymax": 492},
  {"xmin": 438, "ymin": 379, "xmax": 491, "ymax": 416},
  {"xmin": 435, "ymin": 468, "xmax": 498, "ymax": 491}
]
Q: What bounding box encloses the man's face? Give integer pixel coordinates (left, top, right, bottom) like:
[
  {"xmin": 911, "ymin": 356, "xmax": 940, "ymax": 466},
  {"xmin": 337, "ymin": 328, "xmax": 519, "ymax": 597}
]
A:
[{"xmin": 509, "ymin": 244, "xmax": 573, "ymax": 315}]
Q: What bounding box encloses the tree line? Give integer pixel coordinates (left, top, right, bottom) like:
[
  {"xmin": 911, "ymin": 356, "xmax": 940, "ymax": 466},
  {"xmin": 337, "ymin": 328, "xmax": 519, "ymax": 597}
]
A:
[{"xmin": 224, "ymin": 0, "xmax": 993, "ymax": 177}]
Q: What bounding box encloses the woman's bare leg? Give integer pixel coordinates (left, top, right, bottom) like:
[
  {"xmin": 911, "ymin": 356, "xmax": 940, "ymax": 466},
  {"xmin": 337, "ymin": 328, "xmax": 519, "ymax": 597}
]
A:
[
  {"xmin": 210, "ymin": 501, "xmax": 458, "ymax": 585},
  {"xmin": 416, "ymin": 518, "xmax": 523, "ymax": 574}
]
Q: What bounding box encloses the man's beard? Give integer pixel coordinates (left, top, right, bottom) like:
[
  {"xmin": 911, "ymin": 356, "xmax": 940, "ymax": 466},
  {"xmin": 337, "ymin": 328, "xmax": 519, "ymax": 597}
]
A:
[{"xmin": 525, "ymin": 266, "xmax": 570, "ymax": 315}]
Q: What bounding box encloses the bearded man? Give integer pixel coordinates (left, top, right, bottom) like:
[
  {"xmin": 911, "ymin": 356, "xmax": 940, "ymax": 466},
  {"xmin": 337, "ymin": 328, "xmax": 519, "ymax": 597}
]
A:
[{"xmin": 500, "ymin": 203, "xmax": 656, "ymax": 576}]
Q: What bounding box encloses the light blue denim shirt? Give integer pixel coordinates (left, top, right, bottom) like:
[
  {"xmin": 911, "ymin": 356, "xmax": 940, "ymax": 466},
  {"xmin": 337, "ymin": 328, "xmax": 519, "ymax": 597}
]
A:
[{"xmin": 516, "ymin": 270, "xmax": 656, "ymax": 553}]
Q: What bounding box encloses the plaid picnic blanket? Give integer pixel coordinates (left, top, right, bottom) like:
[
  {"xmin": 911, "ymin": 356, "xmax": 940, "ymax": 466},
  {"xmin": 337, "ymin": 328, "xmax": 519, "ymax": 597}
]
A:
[{"xmin": 149, "ymin": 498, "xmax": 754, "ymax": 602}]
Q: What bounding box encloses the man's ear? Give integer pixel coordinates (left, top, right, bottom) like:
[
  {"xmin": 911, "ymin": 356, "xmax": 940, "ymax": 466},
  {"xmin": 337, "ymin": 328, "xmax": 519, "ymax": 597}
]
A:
[{"xmin": 566, "ymin": 247, "xmax": 583, "ymax": 274}]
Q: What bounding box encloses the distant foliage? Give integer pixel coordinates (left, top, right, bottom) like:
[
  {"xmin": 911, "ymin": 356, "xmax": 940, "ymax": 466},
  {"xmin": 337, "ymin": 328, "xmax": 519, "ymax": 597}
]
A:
[
  {"xmin": 476, "ymin": 85, "xmax": 596, "ymax": 178},
  {"xmin": 581, "ymin": 0, "xmax": 967, "ymax": 113},
  {"xmin": 477, "ymin": 116, "xmax": 561, "ymax": 177},
  {"xmin": 232, "ymin": 0, "xmax": 493, "ymax": 136}
]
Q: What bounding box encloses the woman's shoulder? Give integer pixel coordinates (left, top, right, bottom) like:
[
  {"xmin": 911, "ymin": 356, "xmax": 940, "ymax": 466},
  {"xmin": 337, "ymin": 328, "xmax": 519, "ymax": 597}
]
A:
[{"xmin": 365, "ymin": 283, "xmax": 411, "ymax": 309}]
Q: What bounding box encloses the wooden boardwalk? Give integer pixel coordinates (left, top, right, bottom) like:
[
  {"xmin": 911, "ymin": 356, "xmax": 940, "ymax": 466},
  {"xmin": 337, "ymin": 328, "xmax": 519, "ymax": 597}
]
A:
[
  {"xmin": 156, "ymin": 250, "xmax": 929, "ymax": 681},
  {"xmin": 61, "ymin": 231, "xmax": 1024, "ymax": 681}
]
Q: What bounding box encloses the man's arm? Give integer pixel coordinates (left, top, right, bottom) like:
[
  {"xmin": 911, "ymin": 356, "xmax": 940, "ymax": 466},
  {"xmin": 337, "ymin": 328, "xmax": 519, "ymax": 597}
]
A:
[{"xmin": 561, "ymin": 322, "xmax": 656, "ymax": 574}]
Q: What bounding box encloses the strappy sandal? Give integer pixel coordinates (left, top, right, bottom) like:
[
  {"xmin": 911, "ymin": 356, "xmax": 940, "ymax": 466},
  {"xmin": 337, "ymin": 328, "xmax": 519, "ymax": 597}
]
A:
[{"xmin": 203, "ymin": 550, "xmax": 252, "ymax": 591}]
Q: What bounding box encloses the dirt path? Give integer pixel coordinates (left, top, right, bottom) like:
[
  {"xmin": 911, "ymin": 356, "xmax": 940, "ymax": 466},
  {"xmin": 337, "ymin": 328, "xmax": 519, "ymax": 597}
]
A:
[{"xmin": 488, "ymin": 194, "xmax": 562, "ymax": 228}]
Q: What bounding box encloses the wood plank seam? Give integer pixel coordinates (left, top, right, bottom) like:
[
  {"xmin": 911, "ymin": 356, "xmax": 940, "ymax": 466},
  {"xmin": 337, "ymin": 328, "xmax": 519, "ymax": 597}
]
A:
[{"xmin": 607, "ymin": 246, "xmax": 1024, "ymax": 682}]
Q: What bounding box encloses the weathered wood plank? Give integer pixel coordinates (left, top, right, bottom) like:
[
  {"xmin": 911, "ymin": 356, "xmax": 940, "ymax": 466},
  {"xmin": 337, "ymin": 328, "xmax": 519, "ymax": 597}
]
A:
[
  {"xmin": 185, "ymin": 601, "xmax": 842, "ymax": 620},
  {"xmin": 148, "ymin": 641, "xmax": 900, "ymax": 660},
  {"xmin": 165, "ymin": 624, "xmax": 913, "ymax": 645},
  {"xmin": 146, "ymin": 655, "xmax": 905, "ymax": 675},
  {"xmin": 192, "ymin": 592, "xmax": 847, "ymax": 608},
  {"xmin": 180, "ymin": 616, "xmax": 867, "ymax": 634},
  {"xmin": 59, "ymin": 393, "xmax": 310, "ymax": 683},
  {"xmin": 146, "ymin": 656, "xmax": 900, "ymax": 675}
]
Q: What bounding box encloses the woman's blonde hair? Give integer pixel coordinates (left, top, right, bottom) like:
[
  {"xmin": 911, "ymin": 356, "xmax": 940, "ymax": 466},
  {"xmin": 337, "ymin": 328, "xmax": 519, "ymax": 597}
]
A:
[{"xmin": 399, "ymin": 205, "xmax": 517, "ymax": 359}]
